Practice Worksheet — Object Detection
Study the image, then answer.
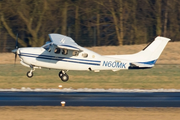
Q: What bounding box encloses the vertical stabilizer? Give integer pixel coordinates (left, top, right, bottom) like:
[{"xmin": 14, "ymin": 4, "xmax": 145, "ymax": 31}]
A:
[{"xmin": 140, "ymin": 36, "xmax": 170, "ymax": 61}]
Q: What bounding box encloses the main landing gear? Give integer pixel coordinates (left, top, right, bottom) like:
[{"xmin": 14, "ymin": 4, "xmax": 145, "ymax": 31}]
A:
[
  {"xmin": 26, "ymin": 66, "xmax": 69, "ymax": 82},
  {"xmin": 59, "ymin": 70, "xmax": 69, "ymax": 82}
]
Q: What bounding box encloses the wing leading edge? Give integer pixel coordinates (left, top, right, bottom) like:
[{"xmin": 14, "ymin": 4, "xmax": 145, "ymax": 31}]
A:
[{"xmin": 49, "ymin": 33, "xmax": 82, "ymax": 51}]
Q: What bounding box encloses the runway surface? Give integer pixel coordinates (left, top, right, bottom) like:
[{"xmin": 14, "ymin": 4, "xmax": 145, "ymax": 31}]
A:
[{"xmin": 1, "ymin": 91, "xmax": 180, "ymax": 107}]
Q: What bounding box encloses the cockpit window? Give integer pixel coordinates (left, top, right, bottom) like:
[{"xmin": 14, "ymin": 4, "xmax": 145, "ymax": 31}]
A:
[
  {"xmin": 62, "ymin": 49, "xmax": 68, "ymax": 55},
  {"xmin": 54, "ymin": 48, "xmax": 61, "ymax": 54}
]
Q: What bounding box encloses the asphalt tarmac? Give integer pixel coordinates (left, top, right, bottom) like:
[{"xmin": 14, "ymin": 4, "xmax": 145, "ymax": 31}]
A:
[{"xmin": 0, "ymin": 91, "xmax": 180, "ymax": 107}]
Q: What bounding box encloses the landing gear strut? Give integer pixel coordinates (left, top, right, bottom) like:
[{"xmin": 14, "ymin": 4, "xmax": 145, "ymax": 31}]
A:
[
  {"xmin": 27, "ymin": 65, "xmax": 35, "ymax": 78},
  {"xmin": 59, "ymin": 70, "xmax": 69, "ymax": 82}
]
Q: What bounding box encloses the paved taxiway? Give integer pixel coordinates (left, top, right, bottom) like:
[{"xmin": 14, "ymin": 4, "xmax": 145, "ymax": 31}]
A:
[{"xmin": 0, "ymin": 91, "xmax": 180, "ymax": 107}]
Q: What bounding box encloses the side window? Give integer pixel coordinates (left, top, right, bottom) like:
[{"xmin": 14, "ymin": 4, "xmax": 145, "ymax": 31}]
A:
[
  {"xmin": 72, "ymin": 51, "xmax": 79, "ymax": 56},
  {"xmin": 82, "ymin": 53, "xmax": 88, "ymax": 58},
  {"xmin": 62, "ymin": 49, "xmax": 68, "ymax": 55},
  {"xmin": 54, "ymin": 48, "xmax": 61, "ymax": 54}
]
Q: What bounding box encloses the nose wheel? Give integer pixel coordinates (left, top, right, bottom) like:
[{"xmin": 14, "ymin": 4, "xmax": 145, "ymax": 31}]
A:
[
  {"xmin": 27, "ymin": 71, "xmax": 33, "ymax": 78},
  {"xmin": 59, "ymin": 71, "xmax": 69, "ymax": 82},
  {"xmin": 26, "ymin": 65, "xmax": 35, "ymax": 78}
]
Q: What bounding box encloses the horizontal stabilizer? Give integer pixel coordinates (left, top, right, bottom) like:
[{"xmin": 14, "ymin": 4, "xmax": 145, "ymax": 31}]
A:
[{"xmin": 129, "ymin": 62, "xmax": 154, "ymax": 68}]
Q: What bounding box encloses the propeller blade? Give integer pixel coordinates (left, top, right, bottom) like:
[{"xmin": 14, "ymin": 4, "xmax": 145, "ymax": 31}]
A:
[
  {"xmin": 15, "ymin": 33, "xmax": 19, "ymax": 49},
  {"xmin": 14, "ymin": 53, "xmax": 17, "ymax": 66},
  {"xmin": 13, "ymin": 33, "xmax": 19, "ymax": 66}
]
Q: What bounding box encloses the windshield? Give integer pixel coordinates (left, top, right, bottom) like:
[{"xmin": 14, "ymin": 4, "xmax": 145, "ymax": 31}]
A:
[{"xmin": 42, "ymin": 42, "xmax": 52, "ymax": 52}]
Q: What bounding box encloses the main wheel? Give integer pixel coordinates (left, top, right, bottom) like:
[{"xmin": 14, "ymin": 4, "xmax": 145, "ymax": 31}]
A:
[
  {"xmin": 27, "ymin": 71, "xmax": 33, "ymax": 78},
  {"xmin": 59, "ymin": 71, "xmax": 63, "ymax": 78},
  {"xmin": 61, "ymin": 73, "xmax": 69, "ymax": 82}
]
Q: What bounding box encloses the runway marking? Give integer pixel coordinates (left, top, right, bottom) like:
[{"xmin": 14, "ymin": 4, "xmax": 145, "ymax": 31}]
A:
[{"xmin": 1, "ymin": 87, "xmax": 180, "ymax": 92}]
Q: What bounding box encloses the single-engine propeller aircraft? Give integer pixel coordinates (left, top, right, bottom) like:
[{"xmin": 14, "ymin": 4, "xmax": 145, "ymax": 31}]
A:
[{"xmin": 12, "ymin": 33, "xmax": 170, "ymax": 82}]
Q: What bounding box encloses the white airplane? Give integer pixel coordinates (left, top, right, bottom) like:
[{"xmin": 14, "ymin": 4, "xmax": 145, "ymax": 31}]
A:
[{"xmin": 12, "ymin": 33, "xmax": 170, "ymax": 82}]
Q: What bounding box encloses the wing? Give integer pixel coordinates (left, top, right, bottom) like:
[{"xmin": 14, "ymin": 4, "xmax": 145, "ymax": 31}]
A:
[{"xmin": 49, "ymin": 33, "xmax": 82, "ymax": 51}]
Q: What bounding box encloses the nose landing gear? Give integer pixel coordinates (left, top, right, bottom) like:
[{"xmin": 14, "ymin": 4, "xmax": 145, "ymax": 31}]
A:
[
  {"xmin": 27, "ymin": 71, "xmax": 33, "ymax": 78},
  {"xmin": 59, "ymin": 70, "xmax": 69, "ymax": 82},
  {"xmin": 27, "ymin": 65, "xmax": 35, "ymax": 78}
]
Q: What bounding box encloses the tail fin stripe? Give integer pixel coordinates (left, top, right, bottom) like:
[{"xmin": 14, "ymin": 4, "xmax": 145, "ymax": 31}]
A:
[{"xmin": 138, "ymin": 59, "xmax": 157, "ymax": 65}]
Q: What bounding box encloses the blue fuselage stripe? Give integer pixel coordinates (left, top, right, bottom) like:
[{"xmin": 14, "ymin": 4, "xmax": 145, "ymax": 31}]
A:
[{"xmin": 20, "ymin": 53, "xmax": 101, "ymax": 66}]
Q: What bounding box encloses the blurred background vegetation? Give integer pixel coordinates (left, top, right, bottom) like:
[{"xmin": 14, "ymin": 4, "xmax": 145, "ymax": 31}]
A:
[{"xmin": 0, "ymin": 0, "xmax": 180, "ymax": 52}]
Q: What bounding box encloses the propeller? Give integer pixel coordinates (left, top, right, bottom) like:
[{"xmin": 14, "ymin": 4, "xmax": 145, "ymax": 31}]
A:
[{"xmin": 12, "ymin": 33, "xmax": 19, "ymax": 65}]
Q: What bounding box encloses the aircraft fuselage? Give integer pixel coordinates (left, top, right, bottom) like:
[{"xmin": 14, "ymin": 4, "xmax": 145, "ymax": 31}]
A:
[{"xmin": 18, "ymin": 46, "xmax": 129, "ymax": 72}]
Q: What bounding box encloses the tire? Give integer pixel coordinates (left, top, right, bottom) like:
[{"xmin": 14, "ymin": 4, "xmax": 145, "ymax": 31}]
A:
[
  {"xmin": 27, "ymin": 71, "xmax": 33, "ymax": 78},
  {"xmin": 61, "ymin": 73, "xmax": 69, "ymax": 82},
  {"xmin": 59, "ymin": 71, "xmax": 63, "ymax": 78}
]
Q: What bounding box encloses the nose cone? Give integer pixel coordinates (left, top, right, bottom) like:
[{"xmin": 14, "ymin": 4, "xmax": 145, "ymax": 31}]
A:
[
  {"xmin": 12, "ymin": 49, "xmax": 17, "ymax": 54},
  {"xmin": 12, "ymin": 48, "xmax": 20, "ymax": 55},
  {"xmin": 12, "ymin": 48, "xmax": 21, "ymax": 63}
]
